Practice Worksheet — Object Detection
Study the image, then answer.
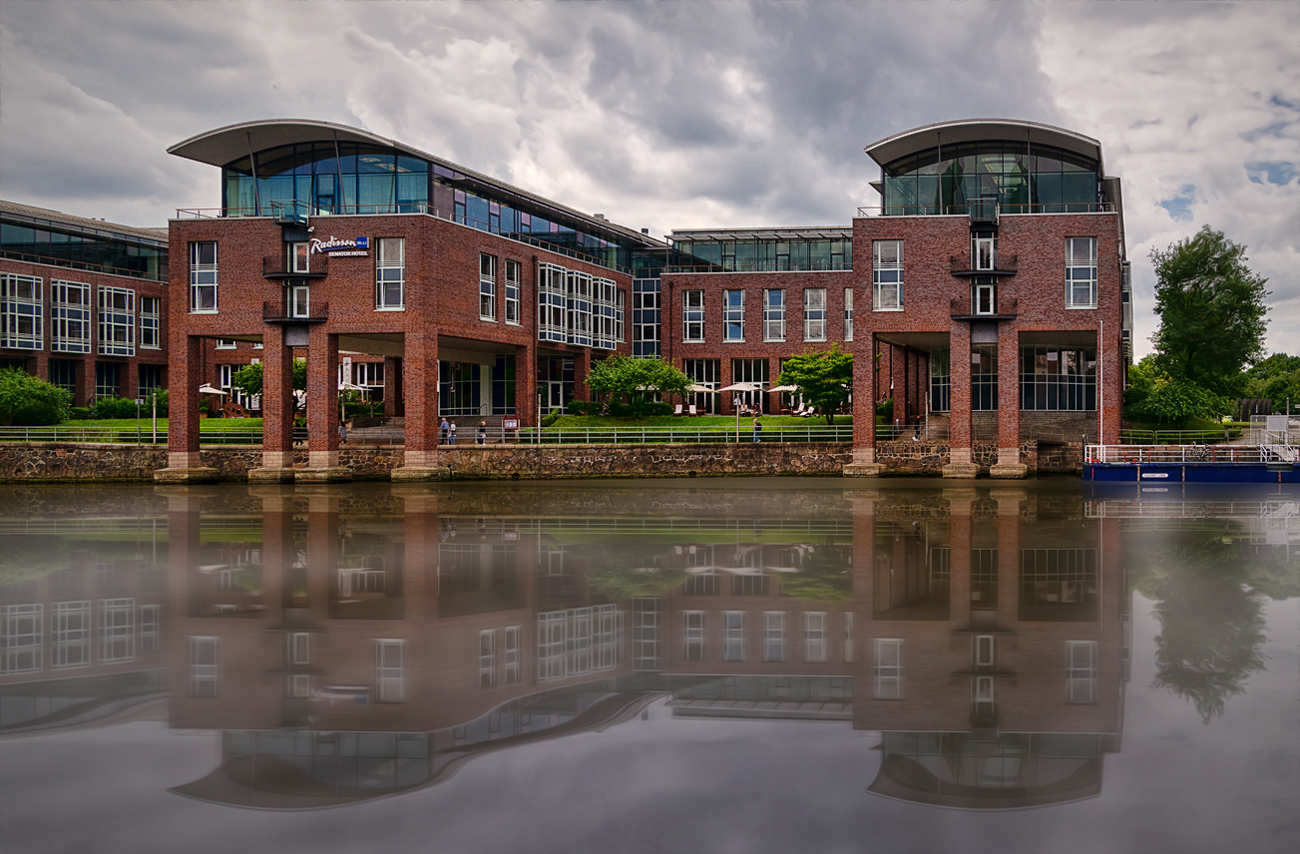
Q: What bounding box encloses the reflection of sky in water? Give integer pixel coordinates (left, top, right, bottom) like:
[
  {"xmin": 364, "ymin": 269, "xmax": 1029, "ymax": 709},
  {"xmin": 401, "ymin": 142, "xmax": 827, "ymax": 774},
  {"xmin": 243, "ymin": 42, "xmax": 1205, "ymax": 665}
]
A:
[{"xmin": 0, "ymin": 481, "xmax": 1297, "ymax": 853}]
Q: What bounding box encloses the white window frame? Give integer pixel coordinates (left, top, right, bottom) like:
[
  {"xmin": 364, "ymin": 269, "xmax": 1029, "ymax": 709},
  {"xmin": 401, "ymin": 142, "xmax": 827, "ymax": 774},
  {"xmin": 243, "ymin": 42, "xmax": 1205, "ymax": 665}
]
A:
[
  {"xmin": 632, "ymin": 598, "xmax": 661, "ymax": 670},
  {"xmin": 803, "ymin": 288, "xmax": 827, "ymax": 341},
  {"xmin": 1, "ymin": 273, "xmax": 43, "ymax": 350},
  {"xmin": 376, "ymin": 237, "xmax": 405, "ymax": 310},
  {"xmin": 873, "ymin": 638, "xmax": 904, "ymax": 699},
  {"xmin": 51, "ymin": 280, "xmax": 91, "ymax": 353},
  {"xmin": 763, "ymin": 289, "xmax": 785, "ymax": 342},
  {"xmin": 566, "ymin": 271, "xmax": 593, "ymax": 347},
  {"xmin": 52, "ymin": 601, "xmax": 92, "ymax": 669},
  {"xmin": 288, "ymin": 632, "xmax": 310, "ymax": 665},
  {"xmin": 504, "ymin": 625, "xmax": 521, "ymax": 684},
  {"xmin": 1066, "ymin": 237, "xmax": 1098, "ymax": 309},
  {"xmin": 480, "ymin": 253, "xmax": 498, "ymax": 321},
  {"xmin": 723, "ymin": 289, "xmax": 745, "ymax": 342},
  {"xmin": 98, "ymin": 597, "xmax": 135, "ymax": 663},
  {"xmin": 189, "ymin": 636, "xmax": 218, "ymax": 698},
  {"xmin": 974, "ymin": 634, "xmax": 996, "ymax": 668},
  {"xmin": 289, "ymin": 241, "xmax": 310, "ymax": 274},
  {"xmin": 1, "ymin": 603, "xmax": 43, "ymax": 674},
  {"xmin": 376, "ymin": 639, "xmax": 405, "ymax": 702},
  {"xmin": 683, "ymin": 290, "xmax": 705, "ymax": 342},
  {"xmin": 683, "ymin": 611, "xmax": 705, "ymax": 662},
  {"xmin": 479, "ymin": 629, "xmax": 497, "ymax": 688},
  {"xmin": 188, "ymin": 241, "xmax": 218, "ymax": 314},
  {"xmin": 973, "ymin": 234, "xmax": 996, "ymax": 271},
  {"xmin": 1066, "ymin": 640, "xmax": 1098, "ymax": 704},
  {"xmin": 763, "ymin": 611, "xmax": 785, "ymax": 662},
  {"xmin": 504, "ymin": 259, "xmax": 521, "ymax": 325},
  {"xmin": 215, "ymin": 338, "xmax": 236, "ymax": 349},
  {"xmin": 843, "ymin": 612, "xmax": 854, "ymax": 662},
  {"xmin": 288, "ymin": 284, "xmax": 311, "ymax": 318},
  {"xmin": 843, "ymin": 288, "xmax": 853, "ymax": 342},
  {"xmin": 139, "ymin": 604, "xmax": 161, "ymax": 655},
  {"xmin": 873, "ymin": 240, "xmax": 903, "ymax": 311},
  {"xmin": 139, "ymin": 295, "xmax": 161, "ymax": 350},
  {"xmin": 537, "ymin": 611, "xmax": 567, "ymax": 681},
  {"xmin": 723, "ymin": 611, "xmax": 744, "ymax": 661},
  {"xmin": 803, "ymin": 611, "xmax": 827, "ymax": 662}
]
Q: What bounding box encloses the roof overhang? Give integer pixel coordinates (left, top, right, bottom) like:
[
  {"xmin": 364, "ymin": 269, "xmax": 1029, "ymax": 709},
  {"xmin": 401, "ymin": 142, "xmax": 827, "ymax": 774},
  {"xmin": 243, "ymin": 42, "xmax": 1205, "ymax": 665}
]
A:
[
  {"xmin": 670, "ymin": 226, "xmax": 852, "ymax": 242},
  {"xmin": 865, "ymin": 119, "xmax": 1103, "ymax": 174}
]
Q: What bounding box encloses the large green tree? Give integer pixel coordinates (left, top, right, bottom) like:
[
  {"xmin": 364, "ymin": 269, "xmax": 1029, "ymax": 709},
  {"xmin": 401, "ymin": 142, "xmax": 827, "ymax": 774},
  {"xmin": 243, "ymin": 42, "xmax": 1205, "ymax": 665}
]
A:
[
  {"xmin": 585, "ymin": 355, "xmax": 691, "ymax": 417},
  {"xmin": 0, "ymin": 368, "xmax": 71, "ymax": 426},
  {"xmin": 1123, "ymin": 355, "xmax": 1229, "ymax": 424},
  {"xmin": 231, "ymin": 359, "xmax": 307, "ymax": 401},
  {"xmin": 776, "ymin": 345, "xmax": 853, "ymax": 425},
  {"xmin": 1151, "ymin": 226, "xmax": 1269, "ymax": 397}
]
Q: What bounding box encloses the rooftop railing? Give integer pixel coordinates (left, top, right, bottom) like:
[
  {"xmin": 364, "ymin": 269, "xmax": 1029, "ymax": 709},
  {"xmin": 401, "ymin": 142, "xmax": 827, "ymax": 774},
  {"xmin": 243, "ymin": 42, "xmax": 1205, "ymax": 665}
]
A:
[
  {"xmin": 856, "ymin": 202, "xmax": 1116, "ymax": 218},
  {"xmin": 0, "ymin": 249, "xmax": 165, "ymax": 282}
]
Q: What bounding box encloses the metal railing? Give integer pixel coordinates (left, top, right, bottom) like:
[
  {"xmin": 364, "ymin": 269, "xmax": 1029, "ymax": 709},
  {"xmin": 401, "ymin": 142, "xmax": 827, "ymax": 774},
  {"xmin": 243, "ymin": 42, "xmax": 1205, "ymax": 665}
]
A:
[
  {"xmin": 856, "ymin": 202, "xmax": 1115, "ymax": 218},
  {"xmin": 516, "ymin": 425, "xmax": 853, "ymax": 444},
  {"xmin": 1086, "ymin": 444, "xmax": 1274, "ymax": 464},
  {"xmin": 0, "ymin": 426, "xmax": 261, "ymax": 445},
  {"xmin": 1119, "ymin": 429, "xmax": 1240, "ymax": 445}
]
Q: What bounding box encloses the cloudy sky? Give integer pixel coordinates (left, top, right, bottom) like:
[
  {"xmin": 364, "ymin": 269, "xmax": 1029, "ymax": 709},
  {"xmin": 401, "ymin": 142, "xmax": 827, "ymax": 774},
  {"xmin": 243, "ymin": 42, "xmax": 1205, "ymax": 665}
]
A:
[{"xmin": 1, "ymin": 0, "xmax": 1297, "ymax": 355}]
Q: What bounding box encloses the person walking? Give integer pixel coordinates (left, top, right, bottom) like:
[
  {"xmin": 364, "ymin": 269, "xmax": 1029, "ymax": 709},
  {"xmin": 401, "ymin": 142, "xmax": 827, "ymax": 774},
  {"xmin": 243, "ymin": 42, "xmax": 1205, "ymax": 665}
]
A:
[
  {"xmin": 449, "ymin": 421, "xmax": 457, "ymax": 444},
  {"xmin": 338, "ymin": 422, "xmax": 348, "ymax": 445},
  {"xmin": 753, "ymin": 417, "xmax": 762, "ymax": 443},
  {"xmin": 477, "ymin": 420, "xmax": 487, "ymax": 445},
  {"xmin": 440, "ymin": 417, "xmax": 450, "ymax": 445}
]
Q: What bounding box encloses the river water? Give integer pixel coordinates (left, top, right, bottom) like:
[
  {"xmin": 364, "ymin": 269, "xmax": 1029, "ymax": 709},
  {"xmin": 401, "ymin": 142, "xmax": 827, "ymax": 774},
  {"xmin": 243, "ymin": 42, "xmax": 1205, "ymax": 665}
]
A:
[{"xmin": 0, "ymin": 478, "xmax": 1297, "ymax": 853}]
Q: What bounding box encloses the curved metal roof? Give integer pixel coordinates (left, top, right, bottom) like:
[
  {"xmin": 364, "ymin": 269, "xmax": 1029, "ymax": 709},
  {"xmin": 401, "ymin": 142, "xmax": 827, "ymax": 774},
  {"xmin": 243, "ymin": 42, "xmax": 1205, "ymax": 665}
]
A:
[
  {"xmin": 864, "ymin": 119, "xmax": 1104, "ymax": 173},
  {"xmin": 168, "ymin": 119, "xmax": 658, "ymax": 245}
]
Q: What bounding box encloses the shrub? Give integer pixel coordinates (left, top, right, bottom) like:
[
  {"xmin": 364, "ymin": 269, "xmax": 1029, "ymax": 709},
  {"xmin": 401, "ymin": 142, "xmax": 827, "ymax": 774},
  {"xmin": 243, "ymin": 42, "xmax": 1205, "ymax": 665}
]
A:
[
  {"xmin": 567, "ymin": 399, "xmax": 602, "ymax": 416},
  {"xmin": 875, "ymin": 397, "xmax": 894, "ymax": 423},
  {"xmin": 541, "ymin": 411, "xmax": 562, "ymax": 427},
  {"xmin": 0, "ymin": 368, "xmax": 72, "ymax": 426},
  {"xmin": 91, "ymin": 397, "xmax": 142, "ymax": 419}
]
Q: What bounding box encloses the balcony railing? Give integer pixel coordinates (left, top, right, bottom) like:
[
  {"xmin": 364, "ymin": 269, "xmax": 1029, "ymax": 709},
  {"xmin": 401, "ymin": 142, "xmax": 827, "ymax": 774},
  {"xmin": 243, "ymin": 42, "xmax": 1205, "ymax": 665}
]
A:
[
  {"xmin": 949, "ymin": 254, "xmax": 1018, "ymax": 275},
  {"xmin": 856, "ymin": 202, "xmax": 1116, "ymax": 218},
  {"xmin": 950, "ymin": 296, "xmax": 1018, "ymax": 320},
  {"xmin": 263, "ymin": 300, "xmax": 328, "ymax": 323},
  {"xmin": 263, "ymin": 256, "xmax": 328, "ymax": 279}
]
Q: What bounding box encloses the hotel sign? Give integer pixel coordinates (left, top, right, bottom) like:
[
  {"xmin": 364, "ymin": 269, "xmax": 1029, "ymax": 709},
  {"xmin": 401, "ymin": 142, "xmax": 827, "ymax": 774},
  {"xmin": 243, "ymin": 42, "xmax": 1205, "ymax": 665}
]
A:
[{"xmin": 311, "ymin": 236, "xmax": 369, "ymax": 257}]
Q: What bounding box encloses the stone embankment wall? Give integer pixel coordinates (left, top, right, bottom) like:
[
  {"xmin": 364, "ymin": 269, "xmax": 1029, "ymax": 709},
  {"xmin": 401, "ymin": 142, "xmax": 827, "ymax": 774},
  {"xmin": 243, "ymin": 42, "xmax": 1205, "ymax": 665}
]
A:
[{"xmin": 0, "ymin": 440, "xmax": 1079, "ymax": 482}]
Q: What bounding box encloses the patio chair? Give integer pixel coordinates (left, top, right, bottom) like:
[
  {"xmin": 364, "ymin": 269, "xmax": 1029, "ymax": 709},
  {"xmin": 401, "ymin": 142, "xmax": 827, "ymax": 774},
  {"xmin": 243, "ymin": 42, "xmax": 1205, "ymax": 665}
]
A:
[
  {"xmin": 673, "ymin": 404, "xmax": 684, "ymax": 416},
  {"xmin": 688, "ymin": 404, "xmax": 700, "ymax": 417}
]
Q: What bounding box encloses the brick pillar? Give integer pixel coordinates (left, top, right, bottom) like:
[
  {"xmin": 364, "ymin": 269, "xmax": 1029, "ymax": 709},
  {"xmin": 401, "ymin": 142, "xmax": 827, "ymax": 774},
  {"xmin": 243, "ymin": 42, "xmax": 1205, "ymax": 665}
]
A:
[
  {"xmin": 946, "ymin": 488, "xmax": 976, "ymax": 631},
  {"xmin": 1099, "ymin": 325, "xmax": 1121, "ymax": 446},
  {"xmin": 383, "ymin": 356, "xmax": 402, "ymax": 417},
  {"xmin": 302, "ymin": 326, "xmax": 345, "ymax": 479},
  {"xmin": 394, "ymin": 487, "xmax": 437, "ymax": 619},
  {"xmin": 124, "ymin": 361, "xmax": 140, "ymax": 402},
  {"xmin": 993, "ymin": 489, "xmax": 1023, "ymax": 630},
  {"xmin": 846, "ymin": 331, "xmax": 880, "ymax": 473},
  {"xmin": 991, "ymin": 328, "xmax": 1027, "ymax": 477},
  {"xmin": 394, "ymin": 328, "xmax": 446, "ymax": 478},
  {"xmin": 253, "ymin": 328, "xmax": 295, "ymax": 479},
  {"xmin": 161, "ymin": 335, "xmax": 205, "ymax": 473},
  {"xmin": 252, "ymin": 486, "xmax": 294, "ymax": 627},
  {"xmin": 304, "ymin": 489, "xmax": 338, "ymax": 625},
  {"xmin": 573, "ymin": 349, "xmax": 591, "ymax": 406},
  {"xmin": 944, "ymin": 325, "xmax": 977, "ymax": 477},
  {"xmin": 515, "ymin": 343, "xmax": 535, "ymax": 436},
  {"xmin": 72, "ymin": 358, "xmax": 89, "ymax": 408}
]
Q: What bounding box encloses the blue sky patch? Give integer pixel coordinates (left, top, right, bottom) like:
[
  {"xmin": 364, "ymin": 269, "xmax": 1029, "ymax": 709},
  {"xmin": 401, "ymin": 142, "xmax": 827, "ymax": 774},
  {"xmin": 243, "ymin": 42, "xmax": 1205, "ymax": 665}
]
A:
[
  {"xmin": 1246, "ymin": 161, "xmax": 1299, "ymax": 185},
  {"xmin": 1159, "ymin": 184, "xmax": 1197, "ymax": 221}
]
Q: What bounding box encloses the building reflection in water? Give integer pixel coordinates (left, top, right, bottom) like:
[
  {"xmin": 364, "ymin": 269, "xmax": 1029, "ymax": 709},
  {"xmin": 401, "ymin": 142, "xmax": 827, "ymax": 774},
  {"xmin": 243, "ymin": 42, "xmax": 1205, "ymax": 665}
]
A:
[{"xmin": 19, "ymin": 483, "xmax": 1294, "ymax": 811}]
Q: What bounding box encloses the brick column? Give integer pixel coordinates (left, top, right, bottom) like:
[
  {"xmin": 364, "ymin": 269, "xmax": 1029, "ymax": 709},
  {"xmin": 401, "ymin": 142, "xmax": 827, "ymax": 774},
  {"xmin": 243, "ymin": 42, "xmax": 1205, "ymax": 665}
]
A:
[
  {"xmin": 393, "ymin": 328, "xmax": 448, "ymax": 479},
  {"xmin": 991, "ymin": 328, "xmax": 1027, "ymax": 477},
  {"xmin": 156, "ymin": 335, "xmax": 215, "ymax": 481},
  {"xmin": 383, "ymin": 356, "xmax": 402, "ymax": 417},
  {"xmin": 300, "ymin": 326, "xmax": 347, "ymax": 481},
  {"xmin": 573, "ymin": 349, "xmax": 591, "ymax": 405},
  {"xmin": 394, "ymin": 486, "xmax": 438, "ymax": 619},
  {"xmin": 1099, "ymin": 325, "xmax": 1121, "ymax": 446},
  {"xmin": 944, "ymin": 325, "xmax": 977, "ymax": 477},
  {"xmin": 992, "ymin": 488, "xmax": 1024, "ymax": 631},
  {"xmin": 251, "ymin": 485, "xmax": 294, "ymax": 627},
  {"xmin": 251, "ymin": 328, "xmax": 295, "ymax": 481},
  {"xmin": 946, "ymin": 488, "xmax": 976, "ymax": 631},
  {"xmin": 846, "ymin": 331, "xmax": 881, "ymax": 474},
  {"xmin": 515, "ymin": 343, "xmax": 535, "ymax": 437}
]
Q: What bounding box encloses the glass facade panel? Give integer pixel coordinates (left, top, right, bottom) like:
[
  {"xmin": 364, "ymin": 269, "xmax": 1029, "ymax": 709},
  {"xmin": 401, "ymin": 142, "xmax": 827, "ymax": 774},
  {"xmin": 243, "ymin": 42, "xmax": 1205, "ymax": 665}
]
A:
[
  {"xmin": 873, "ymin": 241, "xmax": 903, "ymax": 310},
  {"xmin": 1020, "ymin": 347, "xmax": 1097, "ymax": 411},
  {"xmin": 1066, "ymin": 237, "xmax": 1098, "ymax": 308},
  {"xmin": 51, "ymin": 280, "xmax": 92, "ymax": 353},
  {"xmin": 724, "ymin": 290, "xmax": 744, "ymax": 341},
  {"xmin": 97, "ymin": 286, "xmax": 135, "ymax": 357},
  {"xmin": 803, "ymin": 288, "xmax": 826, "ymax": 341},
  {"xmin": 1, "ymin": 273, "xmax": 43, "ymax": 349}
]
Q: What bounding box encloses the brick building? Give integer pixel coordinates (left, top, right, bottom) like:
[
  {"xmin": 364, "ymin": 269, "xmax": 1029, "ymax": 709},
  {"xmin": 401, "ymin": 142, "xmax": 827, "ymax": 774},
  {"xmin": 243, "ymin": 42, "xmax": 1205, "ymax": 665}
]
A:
[{"xmin": 0, "ymin": 200, "xmax": 170, "ymax": 406}]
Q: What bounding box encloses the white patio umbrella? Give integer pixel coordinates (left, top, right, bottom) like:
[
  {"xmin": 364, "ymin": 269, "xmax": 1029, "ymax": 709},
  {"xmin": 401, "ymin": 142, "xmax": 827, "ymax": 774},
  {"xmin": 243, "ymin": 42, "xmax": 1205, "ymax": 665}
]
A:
[
  {"xmin": 768, "ymin": 385, "xmax": 799, "ymax": 393},
  {"xmin": 197, "ymin": 383, "xmax": 227, "ymax": 396},
  {"xmin": 718, "ymin": 382, "xmax": 762, "ymax": 392},
  {"xmin": 686, "ymin": 383, "xmax": 719, "ymax": 394}
]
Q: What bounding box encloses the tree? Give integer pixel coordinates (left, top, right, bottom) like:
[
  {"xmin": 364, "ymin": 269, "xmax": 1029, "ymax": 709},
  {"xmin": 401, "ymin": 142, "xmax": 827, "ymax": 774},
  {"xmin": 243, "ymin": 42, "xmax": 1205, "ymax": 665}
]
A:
[
  {"xmin": 231, "ymin": 359, "xmax": 307, "ymax": 404},
  {"xmin": 1151, "ymin": 226, "xmax": 1269, "ymax": 397},
  {"xmin": 1244, "ymin": 351, "xmax": 1300, "ymax": 412},
  {"xmin": 1123, "ymin": 356, "xmax": 1228, "ymax": 424},
  {"xmin": 0, "ymin": 368, "xmax": 71, "ymax": 426},
  {"xmin": 585, "ymin": 355, "xmax": 691, "ymax": 418},
  {"xmin": 776, "ymin": 345, "xmax": 853, "ymax": 425}
]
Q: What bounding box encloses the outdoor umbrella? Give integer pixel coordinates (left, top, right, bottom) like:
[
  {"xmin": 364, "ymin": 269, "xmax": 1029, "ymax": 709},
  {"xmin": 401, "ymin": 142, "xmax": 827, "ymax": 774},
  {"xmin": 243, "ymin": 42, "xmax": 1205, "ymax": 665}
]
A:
[{"xmin": 197, "ymin": 383, "xmax": 227, "ymax": 396}]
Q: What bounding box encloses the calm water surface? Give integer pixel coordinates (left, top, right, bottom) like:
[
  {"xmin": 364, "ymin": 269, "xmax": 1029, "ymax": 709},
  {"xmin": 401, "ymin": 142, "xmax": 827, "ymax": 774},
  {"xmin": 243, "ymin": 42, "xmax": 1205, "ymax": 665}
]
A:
[{"xmin": 0, "ymin": 479, "xmax": 1297, "ymax": 854}]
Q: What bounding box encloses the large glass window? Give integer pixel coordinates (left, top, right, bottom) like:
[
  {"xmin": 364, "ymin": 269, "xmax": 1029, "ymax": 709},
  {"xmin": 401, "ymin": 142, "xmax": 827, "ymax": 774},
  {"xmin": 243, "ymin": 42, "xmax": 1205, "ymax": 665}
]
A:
[
  {"xmin": 804, "ymin": 612, "xmax": 827, "ymax": 663},
  {"xmin": 804, "ymin": 288, "xmax": 827, "ymax": 341},
  {"xmin": 682, "ymin": 359, "xmax": 720, "ymax": 413},
  {"xmin": 763, "ymin": 289, "xmax": 785, "ymax": 342},
  {"xmin": 376, "ymin": 639, "xmax": 405, "ymax": 702},
  {"xmin": 928, "ymin": 349, "xmax": 951, "ymax": 413},
  {"xmin": 479, "ymin": 630, "xmax": 497, "ymax": 688},
  {"xmin": 1066, "ymin": 237, "xmax": 1098, "ymax": 308},
  {"xmin": 632, "ymin": 599, "xmax": 662, "ymax": 670},
  {"xmin": 189, "ymin": 636, "xmax": 218, "ymax": 698},
  {"xmin": 873, "ymin": 638, "xmax": 904, "ymax": 699},
  {"xmin": 537, "ymin": 263, "xmax": 568, "ymax": 343},
  {"xmin": 504, "ymin": 260, "xmax": 521, "ymax": 325},
  {"xmin": 971, "ymin": 345, "xmax": 998, "ymax": 411},
  {"xmin": 51, "ymin": 280, "xmax": 91, "ymax": 353},
  {"xmin": 1066, "ymin": 640, "xmax": 1098, "ymax": 704},
  {"xmin": 97, "ymin": 287, "xmax": 135, "ymax": 357},
  {"xmin": 479, "ymin": 254, "xmax": 497, "ymax": 321},
  {"xmin": 376, "ymin": 238, "xmax": 405, "ymax": 310},
  {"xmin": 52, "ymin": 601, "xmax": 92, "ymax": 669},
  {"xmin": 566, "ymin": 271, "xmax": 593, "ymax": 347},
  {"xmin": 683, "ymin": 611, "xmax": 705, "ymax": 662},
  {"xmin": 98, "ymin": 598, "xmax": 135, "ymax": 663},
  {"xmin": 1020, "ymin": 347, "xmax": 1097, "ymax": 411},
  {"xmin": 94, "ymin": 362, "xmax": 120, "ymax": 400},
  {"xmin": 188, "ymin": 242, "xmax": 217, "ymax": 313},
  {"xmin": 594, "ymin": 278, "xmax": 619, "ymax": 350},
  {"xmin": 683, "ymin": 290, "xmax": 704, "ymax": 342},
  {"xmin": 723, "ymin": 611, "xmax": 744, "ymax": 661},
  {"xmin": 1, "ymin": 273, "xmax": 43, "ymax": 349},
  {"xmin": 724, "ymin": 290, "xmax": 745, "ymax": 341},
  {"xmin": 139, "ymin": 296, "xmax": 161, "ymax": 350},
  {"xmin": 1, "ymin": 604, "xmax": 42, "ymax": 674},
  {"xmin": 873, "ymin": 241, "xmax": 903, "ymax": 310},
  {"xmin": 844, "ymin": 288, "xmax": 853, "ymax": 342},
  {"xmin": 632, "ymin": 279, "xmax": 660, "ymax": 357},
  {"xmin": 764, "ymin": 611, "xmax": 785, "ymax": 662}
]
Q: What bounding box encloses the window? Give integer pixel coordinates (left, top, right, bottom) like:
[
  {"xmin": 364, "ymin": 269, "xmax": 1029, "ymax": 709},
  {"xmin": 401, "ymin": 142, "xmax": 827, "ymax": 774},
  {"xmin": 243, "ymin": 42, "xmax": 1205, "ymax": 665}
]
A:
[
  {"xmin": 139, "ymin": 296, "xmax": 161, "ymax": 349},
  {"xmin": 287, "ymin": 632, "xmax": 310, "ymax": 665},
  {"xmin": 1066, "ymin": 237, "xmax": 1097, "ymax": 308},
  {"xmin": 974, "ymin": 634, "xmax": 996, "ymax": 668},
  {"xmin": 288, "ymin": 283, "xmax": 311, "ymax": 318},
  {"xmin": 289, "ymin": 242, "xmax": 310, "ymax": 273},
  {"xmin": 973, "ymin": 234, "xmax": 996, "ymax": 271},
  {"xmin": 844, "ymin": 288, "xmax": 853, "ymax": 342},
  {"xmin": 480, "ymin": 253, "xmax": 497, "ymax": 320},
  {"xmin": 873, "ymin": 240, "xmax": 903, "ymax": 310},
  {"xmin": 479, "ymin": 630, "xmax": 497, "ymax": 688},
  {"xmin": 1, "ymin": 604, "xmax": 43, "ymax": 674},
  {"xmin": 217, "ymin": 364, "xmax": 233, "ymax": 391},
  {"xmin": 376, "ymin": 238, "xmax": 405, "ymax": 310},
  {"xmin": 189, "ymin": 241, "xmax": 217, "ymax": 313},
  {"xmin": 94, "ymin": 362, "xmax": 120, "ymax": 400},
  {"xmin": 971, "ymin": 345, "xmax": 998, "ymax": 411},
  {"xmin": 594, "ymin": 603, "xmax": 622, "ymax": 671},
  {"xmin": 632, "ymin": 598, "xmax": 662, "ymax": 670},
  {"xmin": 1, "ymin": 273, "xmax": 43, "ymax": 349},
  {"xmin": 537, "ymin": 263, "xmax": 568, "ymax": 342},
  {"xmin": 1066, "ymin": 640, "xmax": 1098, "ymax": 704},
  {"xmin": 929, "ymin": 348, "xmax": 950, "ymax": 413},
  {"xmin": 566, "ymin": 271, "xmax": 593, "ymax": 346},
  {"xmin": 873, "ymin": 639, "xmax": 904, "ymax": 699},
  {"xmin": 594, "ymin": 278, "xmax": 619, "ymax": 350},
  {"xmin": 616, "ymin": 289, "xmax": 626, "ymax": 344},
  {"xmin": 98, "ymin": 598, "xmax": 135, "ymax": 662},
  {"xmin": 632, "ymin": 279, "xmax": 661, "ymax": 357},
  {"xmin": 682, "ymin": 359, "xmax": 721, "ymax": 413},
  {"xmin": 683, "ymin": 290, "xmax": 704, "ymax": 342},
  {"xmin": 804, "ymin": 612, "xmax": 827, "ymax": 662},
  {"xmin": 683, "ymin": 611, "xmax": 705, "ymax": 662},
  {"xmin": 763, "ymin": 289, "xmax": 785, "ymax": 341},
  {"xmin": 51, "ymin": 280, "xmax": 91, "ymax": 353},
  {"xmin": 537, "ymin": 611, "xmax": 567, "ymax": 681},
  {"xmin": 189, "ymin": 636, "xmax": 218, "ymax": 698},
  {"xmin": 376, "ymin": 639, "xmax": 405, "ymax": 702},
  {"xmin": 355, "ymin": 361, "xmax": 384, "ymax": 387},
  {"xmin": 763, "ymin": 611, "xmax": 785, "ymax": 662},
  {"xmin": 973, "ymin": 279, "xmax": 997, "ymax": 315},
  {"xmin": 843, "ymin": 612, "xmax": 854, "ymax": 663},
  {"xmin": 52, "ymin": 601, "xmax": 92, "ymax": 669},
  {"xmin": 724, "ymin": 289, "xmax": 744, "ymax": 341},
  {"xmin": 96, "ymin": 287, "xmax": 135, "ymax": 357},
  {"xmin": 723, "ymin": 611, "xmax": 744, "ymax": 661},
  {"xmin": 215, "ymin": 338, "xmax": 236, "ymax": 349},
  {"xmin": 504, "ymin": 626, "xmax": 521, "ymax": 684},
  {"xmin": 1020, "ymin": 347, "xmax": 1097, "ymax": 411},
  {"xmin": 504, "ymin": 259, "xmax": 521, "ymax": 325},
  {"xmin": 139, "ymin": 604, "xmax": 161, "ymax": 655},
  {"xmin": 803, "ymin": 288, "xmax": 826, "ymax": 341}
]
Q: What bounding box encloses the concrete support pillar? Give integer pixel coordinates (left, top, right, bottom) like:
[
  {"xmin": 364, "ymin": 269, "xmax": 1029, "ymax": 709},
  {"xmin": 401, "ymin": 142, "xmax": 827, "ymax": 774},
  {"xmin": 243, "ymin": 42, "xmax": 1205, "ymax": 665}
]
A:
[
  {"xmin": 156, "ymin": 336, "xmax": 215, "ymax": 481},
  {"xmin": 300, "ymin": 326, "xmax": 349, "ymax": 482},
  {"xmin": 393, "ymin": 328, "xmax": 448, "ymax": 480},
  {"xmin": 944, "ymin": 324, "xmax": 978, "ymax": 478},
  {"xmin": 845, "ymin": 331, "xmax": 883, "ymax": 475},
  {"xmin": 251, "ymin": 328, "xmax": 296, "ymax": 482},
  {"xmin": 991, "ymin": 329, "xmax": 1027, "ymax": 478}
]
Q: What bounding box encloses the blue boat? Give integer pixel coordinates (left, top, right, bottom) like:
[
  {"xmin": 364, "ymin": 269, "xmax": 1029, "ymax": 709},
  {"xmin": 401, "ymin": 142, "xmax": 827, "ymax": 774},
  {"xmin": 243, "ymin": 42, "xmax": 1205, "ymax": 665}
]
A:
[{"xmin": 1083, "ymin": 443, "xmax": 1300, "ymax": 484}]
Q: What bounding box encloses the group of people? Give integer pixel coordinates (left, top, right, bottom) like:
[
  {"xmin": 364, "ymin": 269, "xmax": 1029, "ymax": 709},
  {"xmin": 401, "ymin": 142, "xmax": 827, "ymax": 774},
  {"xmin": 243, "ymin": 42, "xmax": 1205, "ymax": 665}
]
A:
[{"xmin": 439, "ymin": 418, "xmax": 490, "ymax": 445}]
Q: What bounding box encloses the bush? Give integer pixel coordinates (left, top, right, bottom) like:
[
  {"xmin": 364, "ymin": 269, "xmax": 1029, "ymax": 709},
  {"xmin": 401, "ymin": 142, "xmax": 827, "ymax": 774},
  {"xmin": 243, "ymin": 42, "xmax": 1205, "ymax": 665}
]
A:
[
  {"xmin": 875, "ymin": 397, "xmax": 894, "ymax": 423},
  {"xmin": 91, "ymin": 397, "xmax": 143, "ymax": 419},
  {"xmin": 567, "ymin": 399, "xmax": 602, "ymax": 416},
  {"xmin": 0, "ymin": 368, "xmax": 71, "ymax": 426},
  {"xmin": 541, "ymin": 411, "xmax": 562, "ymax": 427},
  {"xmin": 69, "ymin": 406, "xmax": 93, "ymax": 420}
]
